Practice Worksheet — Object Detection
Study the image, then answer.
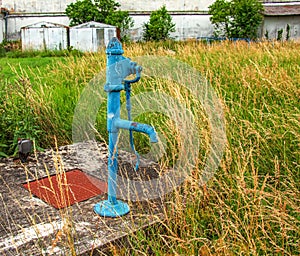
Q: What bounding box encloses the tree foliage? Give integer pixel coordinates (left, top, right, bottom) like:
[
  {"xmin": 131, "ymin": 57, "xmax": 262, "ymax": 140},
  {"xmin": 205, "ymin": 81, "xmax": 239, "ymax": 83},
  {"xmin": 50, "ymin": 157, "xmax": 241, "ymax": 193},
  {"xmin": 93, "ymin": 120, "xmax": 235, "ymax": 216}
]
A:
[
  {"xmin": 65, "ymin": 0, "xmax": 133, "ymax": 40},
  {"xmin": 208, "ymin": 0, "xmax": 264, "ymax": 39},
  {"xmin": 143, "ymin": 5, "xmax": 175, "ymax": 41}
]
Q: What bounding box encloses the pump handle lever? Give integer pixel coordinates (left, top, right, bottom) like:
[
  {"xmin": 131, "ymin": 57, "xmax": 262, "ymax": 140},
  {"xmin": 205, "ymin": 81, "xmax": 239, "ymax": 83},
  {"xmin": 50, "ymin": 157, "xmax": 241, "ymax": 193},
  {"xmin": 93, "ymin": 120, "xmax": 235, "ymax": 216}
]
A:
[{"xmin": 124, "ymin": 65, "xmax": 142, "ymax": 84}]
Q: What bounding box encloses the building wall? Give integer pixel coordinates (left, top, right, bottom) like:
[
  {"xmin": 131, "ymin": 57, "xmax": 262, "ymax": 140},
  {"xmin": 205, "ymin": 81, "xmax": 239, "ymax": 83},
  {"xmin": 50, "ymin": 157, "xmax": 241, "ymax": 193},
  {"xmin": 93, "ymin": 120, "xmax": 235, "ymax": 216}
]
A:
[
  {"xmin": 129, "ymin": 14, "xmax": 213, "ymax": 41},
  {"xmin": 262, "ymin": 15, "xmax": 300, "ymax": 40},
  {"xmin": 0, "ymin": 0, "xmax": 214, "ymax": 41},
  {"xmin": 1, "ymin": 0, "xmax": 213, "ymax": 13},
  {"xmin": 1, "ymin": 0, "xmax": 74, "ymax": 13},
  {"xmin": 6, "ymin": 14, "xmax": 214, "ymax": 42},
  {"xmin": 119, "ymin": 0, "xmax": 213, "ymax": 11}
]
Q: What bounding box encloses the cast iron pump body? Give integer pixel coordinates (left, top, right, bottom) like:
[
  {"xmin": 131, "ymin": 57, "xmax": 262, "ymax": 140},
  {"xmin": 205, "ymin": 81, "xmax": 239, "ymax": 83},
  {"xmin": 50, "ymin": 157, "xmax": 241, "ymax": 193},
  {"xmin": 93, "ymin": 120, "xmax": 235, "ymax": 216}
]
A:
[{"xmin": 94, "ymin": 38, "xmax": 158, "ymax": 217}]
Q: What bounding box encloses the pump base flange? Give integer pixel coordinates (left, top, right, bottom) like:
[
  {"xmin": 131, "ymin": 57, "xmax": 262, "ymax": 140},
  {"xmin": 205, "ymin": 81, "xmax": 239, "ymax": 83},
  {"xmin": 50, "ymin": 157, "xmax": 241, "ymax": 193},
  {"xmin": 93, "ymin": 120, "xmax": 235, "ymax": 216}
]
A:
[{"xmin": 94, "ymin": 200, "xmax": 130, "ymax": 217}]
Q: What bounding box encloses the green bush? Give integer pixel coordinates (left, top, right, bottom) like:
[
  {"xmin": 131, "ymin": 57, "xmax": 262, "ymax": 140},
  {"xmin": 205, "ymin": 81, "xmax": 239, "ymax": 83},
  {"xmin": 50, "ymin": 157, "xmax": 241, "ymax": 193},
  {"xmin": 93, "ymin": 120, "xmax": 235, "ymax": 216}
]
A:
[
  {"xmin": 143, "ymin": 5, "xmax": 175, "ymax": 41},
  {"xmin": 277, "ymin": 28, "xmax": 283, "ymax": 41},
  {"xmin": 286, "ymin": 24, "xmax": 291, "ymax": 41},
  {"xmin": 208, "ymin": 0, "xmax": 264, "ymax": 39}
]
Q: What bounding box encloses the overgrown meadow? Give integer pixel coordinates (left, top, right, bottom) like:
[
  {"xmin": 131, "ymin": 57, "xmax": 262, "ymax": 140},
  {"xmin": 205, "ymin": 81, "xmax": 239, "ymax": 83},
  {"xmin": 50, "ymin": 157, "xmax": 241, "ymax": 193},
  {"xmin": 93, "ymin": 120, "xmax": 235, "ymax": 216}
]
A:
[{"xmin": 0, "ymin": 41, "xmax": 299, "ymax": 255}]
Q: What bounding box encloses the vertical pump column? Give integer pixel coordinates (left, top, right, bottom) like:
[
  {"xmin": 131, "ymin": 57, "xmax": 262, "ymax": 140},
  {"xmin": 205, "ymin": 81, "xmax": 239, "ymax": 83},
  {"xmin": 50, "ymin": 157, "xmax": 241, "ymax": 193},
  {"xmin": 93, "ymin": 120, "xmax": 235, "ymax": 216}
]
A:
[
  {"xmin": 94, "ymin": 38, "xmax": 130, "ymax": 217},
  {"xmin": 94, "ymin": 38, "xmax": 158, "ymax": 217}
]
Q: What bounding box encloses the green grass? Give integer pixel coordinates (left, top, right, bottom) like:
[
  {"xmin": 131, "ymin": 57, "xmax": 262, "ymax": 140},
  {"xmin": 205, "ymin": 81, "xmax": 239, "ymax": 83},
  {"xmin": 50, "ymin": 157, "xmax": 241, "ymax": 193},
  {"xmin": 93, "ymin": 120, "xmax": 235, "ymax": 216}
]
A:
[
  {"xmin": 0, "ymin": 57, "xmax": 62, "ymax": 84},
  {"xmin": 0, "ymin": 41, "xmax": 299, "ymax": 255},
  {"xmin": 0, "ymin": 55, "xmax": 71, "ymax": 155},
  {"xmin": 0, "ymin": 46, "xmax": 101, "ymax": 153}
]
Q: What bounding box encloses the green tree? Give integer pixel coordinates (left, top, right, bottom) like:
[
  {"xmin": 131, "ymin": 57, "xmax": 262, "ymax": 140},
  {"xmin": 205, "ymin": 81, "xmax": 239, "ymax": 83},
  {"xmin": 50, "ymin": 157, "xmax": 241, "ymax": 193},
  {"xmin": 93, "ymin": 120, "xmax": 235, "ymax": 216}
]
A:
[
  {"xmin": 208, "ymin": 0, "xmax": 264, "ymax": 39},
  {"xmin": 143, "ymin": 5, "xmax": 175, "ymax": 41},
  {"xmin": 208, "ymin": 0, "xmax": 231, "ymax": 38},
  {"xmin": 65, "ymin": 0, "xmax": 133, "ymax": 40}
]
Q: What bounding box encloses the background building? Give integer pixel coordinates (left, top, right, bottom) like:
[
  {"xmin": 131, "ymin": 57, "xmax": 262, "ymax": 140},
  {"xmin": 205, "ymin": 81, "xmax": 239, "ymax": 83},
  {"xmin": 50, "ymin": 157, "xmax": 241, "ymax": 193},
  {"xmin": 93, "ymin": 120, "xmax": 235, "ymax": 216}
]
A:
[
  {"xmin": 262, "ymin": 1, "xmax": 300, "ymax": 39},
  {"xmin": 0, "ymin": 0, "xmax": 300, "ymax": 43},
  {"xmin": 0, "ymin": 0, "xmax": 214, "ymax": 42},
  {"xmin": 69, "ymin": 22, "xmax": 117, "ymax": 52},
  {"xmin": 21, "ymin": 21, "xmax": 69, "ymax": 50}
]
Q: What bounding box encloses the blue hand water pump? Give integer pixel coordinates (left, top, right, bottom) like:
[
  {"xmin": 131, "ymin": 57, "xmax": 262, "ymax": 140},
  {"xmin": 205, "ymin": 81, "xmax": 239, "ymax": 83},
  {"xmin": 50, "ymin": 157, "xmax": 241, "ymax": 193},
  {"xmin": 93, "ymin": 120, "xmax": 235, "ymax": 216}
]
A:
[{"xmin": 94, "ymin": 38, "xmax": 158, "ymax": 217}]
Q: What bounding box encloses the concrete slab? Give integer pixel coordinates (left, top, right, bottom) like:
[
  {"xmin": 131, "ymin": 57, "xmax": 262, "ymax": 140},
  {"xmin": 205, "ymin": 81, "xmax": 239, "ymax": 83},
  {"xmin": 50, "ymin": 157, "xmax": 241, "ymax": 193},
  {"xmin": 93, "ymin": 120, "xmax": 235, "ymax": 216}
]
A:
[{"xmin": 0, "ymin": 142, "xmax": 164, "ymax": 255}]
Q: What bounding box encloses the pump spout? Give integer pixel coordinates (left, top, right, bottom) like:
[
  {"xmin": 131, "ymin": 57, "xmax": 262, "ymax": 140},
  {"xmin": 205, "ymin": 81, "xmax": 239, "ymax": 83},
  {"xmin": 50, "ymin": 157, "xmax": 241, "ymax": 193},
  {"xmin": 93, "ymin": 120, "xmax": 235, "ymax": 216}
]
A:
[{"xmin": 115, "ymin": 118, "xmax": 158, "ymax": 143}]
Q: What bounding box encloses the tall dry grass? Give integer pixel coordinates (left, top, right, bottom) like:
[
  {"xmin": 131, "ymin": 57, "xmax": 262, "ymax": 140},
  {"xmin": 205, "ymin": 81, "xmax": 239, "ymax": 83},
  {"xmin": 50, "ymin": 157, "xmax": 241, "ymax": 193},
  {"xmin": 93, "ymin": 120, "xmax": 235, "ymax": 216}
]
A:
[
  {"xmin": 0, "ymin": 40, "xmax": 299, "ymax": 255},
  {"xmin": 116, "ymin": 40, "xmax": 299, "ymax": 255}
]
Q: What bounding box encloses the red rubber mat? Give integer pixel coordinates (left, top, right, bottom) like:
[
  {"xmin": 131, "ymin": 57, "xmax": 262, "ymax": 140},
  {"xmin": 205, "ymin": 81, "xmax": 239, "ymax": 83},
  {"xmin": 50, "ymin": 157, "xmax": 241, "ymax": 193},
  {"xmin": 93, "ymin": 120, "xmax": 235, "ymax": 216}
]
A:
[{"xmin": 23, "ymin": 169, "xmax": 107, "ymax": 209}]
